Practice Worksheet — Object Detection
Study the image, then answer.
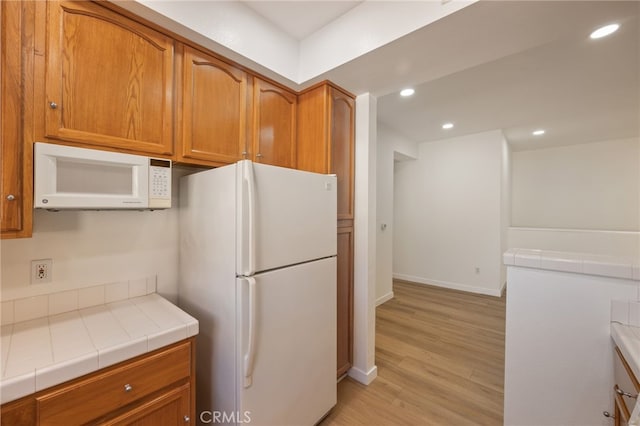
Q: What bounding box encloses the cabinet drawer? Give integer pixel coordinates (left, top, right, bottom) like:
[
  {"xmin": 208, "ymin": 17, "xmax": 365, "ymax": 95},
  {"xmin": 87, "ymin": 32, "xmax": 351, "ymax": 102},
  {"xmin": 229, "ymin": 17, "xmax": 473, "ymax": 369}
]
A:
[{"xmin": 36, "ymin": 341, "xmax": 191, "ymax": 425}]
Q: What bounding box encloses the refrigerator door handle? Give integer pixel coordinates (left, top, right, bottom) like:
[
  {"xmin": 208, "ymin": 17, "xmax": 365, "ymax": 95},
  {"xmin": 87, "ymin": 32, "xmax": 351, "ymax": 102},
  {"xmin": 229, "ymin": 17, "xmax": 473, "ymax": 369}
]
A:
[
  {"xmin": 243, "ymin": 161, "xmax": 257, "ymax": 276},
  {"xmin": 243, "ymin": 276, "xmax": 258, "ymax": 388}
]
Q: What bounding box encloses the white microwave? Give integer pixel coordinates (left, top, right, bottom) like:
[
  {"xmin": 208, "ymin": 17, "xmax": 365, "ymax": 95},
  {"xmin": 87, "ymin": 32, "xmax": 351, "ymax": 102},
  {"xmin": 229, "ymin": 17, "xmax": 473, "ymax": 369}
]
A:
[{"xmin": 34, "ymin": 142, "xmax": 171, "ymax": 210}]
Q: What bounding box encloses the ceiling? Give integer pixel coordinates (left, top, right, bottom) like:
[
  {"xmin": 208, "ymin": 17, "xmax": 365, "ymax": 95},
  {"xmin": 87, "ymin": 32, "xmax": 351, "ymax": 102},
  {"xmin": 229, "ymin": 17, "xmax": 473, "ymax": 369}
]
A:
[
  {"xmin": 243, "ymin": 0, "xmax": 639, "ymax": 151},
  {"xmin": 243, "ymin": 1, "xmax": 362, "ymax": 40}
]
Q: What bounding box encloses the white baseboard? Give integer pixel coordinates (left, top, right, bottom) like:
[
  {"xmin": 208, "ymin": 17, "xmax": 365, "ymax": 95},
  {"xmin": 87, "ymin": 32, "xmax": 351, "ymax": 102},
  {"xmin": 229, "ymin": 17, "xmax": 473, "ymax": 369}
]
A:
[
  {"xmin": 375, "ymin": 291, "xmax": 394, "ymax": 306},
  {"xmin": 393, "ymin": 273, "xmax": 503, "ymax": 297},
  {"xmin": 348, "ymin": 365, "xmax": 378, "ymax": 385}
]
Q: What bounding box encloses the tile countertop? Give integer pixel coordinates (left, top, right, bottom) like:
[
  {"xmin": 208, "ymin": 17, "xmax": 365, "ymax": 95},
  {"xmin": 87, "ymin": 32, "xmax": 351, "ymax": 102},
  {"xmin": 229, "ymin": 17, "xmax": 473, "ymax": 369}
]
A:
[
  {"xmin": 504, "ymin": 248, "xmax": 640, "ymax": 281},
  {"xmin": 0, "ymin": 293, "xmax": 199, "ymax": 405},
  {"xmin": 611, "ymin": 322, "xmax": 640, "ymax": 382}
]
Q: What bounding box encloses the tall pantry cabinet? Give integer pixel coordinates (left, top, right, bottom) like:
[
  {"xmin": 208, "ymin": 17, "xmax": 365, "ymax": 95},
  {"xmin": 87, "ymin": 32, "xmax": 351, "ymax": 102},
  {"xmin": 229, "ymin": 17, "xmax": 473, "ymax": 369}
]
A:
[{"xmin": 297, "ymin": 82, "xmax": 355, "ymax": 377}]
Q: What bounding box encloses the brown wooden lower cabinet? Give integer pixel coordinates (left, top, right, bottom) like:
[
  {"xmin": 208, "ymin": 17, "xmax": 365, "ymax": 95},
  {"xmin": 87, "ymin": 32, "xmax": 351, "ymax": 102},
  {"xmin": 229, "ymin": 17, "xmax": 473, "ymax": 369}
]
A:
[
  {"xmin": 0, "ymin": 338, "xmax": 195, "ymax": 426},
  {"xmin": 102, "ymin": 383, "xmax": 191, "ymax": 426},
  {"xmin": 337, "ymin": 226, "xmax": 354, "ymax": 378}
]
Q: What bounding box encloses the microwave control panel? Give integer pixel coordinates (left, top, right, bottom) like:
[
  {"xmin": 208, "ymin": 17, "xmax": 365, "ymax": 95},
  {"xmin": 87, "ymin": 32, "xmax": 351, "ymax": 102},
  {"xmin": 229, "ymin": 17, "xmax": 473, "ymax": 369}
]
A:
[{"xmin": 149, "ymin": 159, "xmax": 172, "ymax": 208}]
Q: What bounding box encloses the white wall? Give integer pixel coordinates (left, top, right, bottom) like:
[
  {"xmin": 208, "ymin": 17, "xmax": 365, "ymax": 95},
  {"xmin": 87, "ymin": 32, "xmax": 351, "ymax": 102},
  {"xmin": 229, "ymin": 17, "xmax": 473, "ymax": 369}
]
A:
[
  {"xmin": 501, "ymin": 136, "xmax": 512, "ymax": 286},
  {"xmin": 298, "ymin": 0, "xmax": 476, "ymax": 82},
  {"xmin": 0, "ymin": 169, "xmax": 187, "ymax": 302},
  {"xmin": 393, "ymin": 130, "xmax": 507, "ymax": 296},
  {"xmin": 509, "ymin": 137, "xmax": 640, "ymax": 258},
  {"xmin": 512, "ymin": 138, "xmax": 640, "ymax": 231},
  {"xmin": 351, "ymin": 93, "xmax": 378, "ymax": 385},
  {"xmin": 375, "ymin": 124, "xmax": 417, "ymax": 305}
]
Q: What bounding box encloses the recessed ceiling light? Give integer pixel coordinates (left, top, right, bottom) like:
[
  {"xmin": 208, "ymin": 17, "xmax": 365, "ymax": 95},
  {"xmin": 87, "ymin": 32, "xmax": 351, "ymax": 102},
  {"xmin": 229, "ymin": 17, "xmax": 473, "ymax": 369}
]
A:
[
  {"xmin": 590, "ymin": 23, "xmax": 620, "ymax": 39},
  {"xmin": 400, "ymin": 88, "xmax": 415, "ymax": 97},
  {"xmin": 532, "ymin": 129, "xmax": 545, "ymax": 136},
  {"xmin": 442, "ymin": 122, "xmax": 454, "ymax": 129}
]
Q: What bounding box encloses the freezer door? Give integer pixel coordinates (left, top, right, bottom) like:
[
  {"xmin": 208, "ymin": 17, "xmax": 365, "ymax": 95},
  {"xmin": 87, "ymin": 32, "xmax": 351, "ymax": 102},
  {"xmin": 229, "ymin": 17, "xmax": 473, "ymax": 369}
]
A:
[
  {"xmin": 237, "ymin": 257, "xmax": 337, "ymax": 426},
  {"xmin": 237, "ymin": 160, "xmax": 337, "ymax": 276}
]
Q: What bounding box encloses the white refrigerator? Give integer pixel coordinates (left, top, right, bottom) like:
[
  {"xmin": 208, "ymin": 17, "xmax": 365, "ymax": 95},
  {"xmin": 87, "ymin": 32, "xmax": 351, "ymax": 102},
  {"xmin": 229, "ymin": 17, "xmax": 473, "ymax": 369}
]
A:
[{"xmin": 179, "ymin": 160, "xmax": 337, "ymax": 426}]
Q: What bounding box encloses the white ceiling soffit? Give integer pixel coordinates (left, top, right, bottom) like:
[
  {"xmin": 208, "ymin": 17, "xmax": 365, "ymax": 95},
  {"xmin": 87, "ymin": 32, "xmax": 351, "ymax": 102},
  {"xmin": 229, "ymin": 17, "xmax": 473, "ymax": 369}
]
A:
[
  {"xmin": 123, "ymin": 0, "xmax": 476, "ymax": 86},
  {"xmin": 242, "ymin": 1, "xmax": 362, "ymax": 40}
]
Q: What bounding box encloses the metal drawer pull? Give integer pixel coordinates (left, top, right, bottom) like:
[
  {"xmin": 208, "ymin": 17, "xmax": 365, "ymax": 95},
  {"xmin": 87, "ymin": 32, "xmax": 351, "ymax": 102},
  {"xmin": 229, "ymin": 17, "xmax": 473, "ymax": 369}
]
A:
[
  {"xmin": 6, "ymin": 194, "xmax": 15, "ymax": 201},
  {"xmin": 49, "ymin": 101, "xmax": 58, "ymax": 109},
  {"xmin": 603, "ymin": 411, "xmax": 615, "ymax": 418},
  {"xmin": 616, "ymin": 387, "xmax": 638, "ymax": 399},
  {"xmin": 184, "ymin": 416, "xmax": 190, "ymax": 423},
  {"xmin": 124, "ymin": 383, "xmax": 133, "ymax": 392}
]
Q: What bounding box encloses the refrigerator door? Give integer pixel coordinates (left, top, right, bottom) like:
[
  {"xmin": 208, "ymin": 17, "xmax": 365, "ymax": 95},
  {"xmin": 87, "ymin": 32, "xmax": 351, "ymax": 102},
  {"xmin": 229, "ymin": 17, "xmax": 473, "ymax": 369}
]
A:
[
  {"xmin": 237, "ymin": 257, "xmax": 337, "ymax": 425},
  {"xmin": 236, "ymin": 160, "xmax": 337, "ymax": 276}
]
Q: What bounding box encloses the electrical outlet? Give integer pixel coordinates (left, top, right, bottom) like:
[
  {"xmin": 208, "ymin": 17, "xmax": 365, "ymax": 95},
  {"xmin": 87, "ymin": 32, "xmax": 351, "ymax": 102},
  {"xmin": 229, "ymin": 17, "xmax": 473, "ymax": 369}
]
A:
[{"xmin": 31, "ymin": 259, "xmax": 53, "ymax": 284}]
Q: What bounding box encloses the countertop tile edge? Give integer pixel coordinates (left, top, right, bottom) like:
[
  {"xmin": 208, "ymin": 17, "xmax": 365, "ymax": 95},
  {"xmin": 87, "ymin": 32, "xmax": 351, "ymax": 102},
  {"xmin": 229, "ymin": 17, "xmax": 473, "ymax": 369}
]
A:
[
  {"xmin": 505, "ymin": 249, "xmax": 639, "ymax": 281},
  {"xmin": 0, "ymin": 371, "xmax": 35, "ymax": 405}
]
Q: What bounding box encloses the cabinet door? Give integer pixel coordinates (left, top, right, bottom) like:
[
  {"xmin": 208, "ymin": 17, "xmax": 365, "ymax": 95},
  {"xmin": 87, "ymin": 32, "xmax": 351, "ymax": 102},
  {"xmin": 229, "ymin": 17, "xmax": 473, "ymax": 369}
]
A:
[
  {"xmin": 180, "ymin": 46, "xmax": 248, "ymax": 165},
  {"xmin": 1, "ymin": 0, "xmax": 22, "ymax": 232},
  {"xmin": 252, "ymin": 78, "xmax": 296, "ymax": 168},
  {"xmin": 296, "ymin": 85, "xmax": 329, "ymax": 173},
  {"xmin": 329, "ymin": 87, "xmax": 355, "ymax": 221},
  {"xmin": 104, "ymin": 384, "xmax": 191, "ymax": 426},
  {"xmin": 336, "ymin": 226, "xmax": 354, "ymax": 378},
  {"xmin": 1, "ymin": 0, "xmax": 32, "ymax": 238},
  {"xmin": 45, "ymin": 1, "xmax": 174, "ymax": 155}
]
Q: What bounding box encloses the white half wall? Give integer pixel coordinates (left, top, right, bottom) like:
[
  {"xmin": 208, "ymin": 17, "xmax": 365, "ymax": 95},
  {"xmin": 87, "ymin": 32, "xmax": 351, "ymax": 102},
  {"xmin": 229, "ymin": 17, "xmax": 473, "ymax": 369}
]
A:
[
  {"xmin": 393, "ymin": 130, "xmax": 507, "ymax": 296},
  {"xmin": 0, "ymin": 169, "xmax": 187, "ymax": 302},
  {"xmin": 376, "ymin": 124, "xmax": 418, "ymax": 305},
  {"xmin": 504, "ymin": 265, "xmax": 638, "ymax": 426},
  {"xmin": 351, "ymin": 93, "xmax": 378, "ymax": 384}
]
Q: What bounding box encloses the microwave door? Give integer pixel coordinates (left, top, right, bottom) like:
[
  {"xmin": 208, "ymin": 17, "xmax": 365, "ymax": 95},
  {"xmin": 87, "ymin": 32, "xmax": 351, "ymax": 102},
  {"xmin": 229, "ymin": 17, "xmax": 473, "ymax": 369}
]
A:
[{"xmin": 34, "ymin": 142, "xmax": 149, "ymax": 209}]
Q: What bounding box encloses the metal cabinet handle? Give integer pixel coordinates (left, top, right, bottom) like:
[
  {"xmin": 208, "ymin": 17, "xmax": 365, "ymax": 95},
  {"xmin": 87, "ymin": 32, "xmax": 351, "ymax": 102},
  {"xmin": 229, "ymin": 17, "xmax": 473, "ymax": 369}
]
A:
[
  {"xmin": 6, "ymin": 194, "xmax": 15, "ymax": 201},
  {"xmin": 616, "ymin": 387, "xmax": 637, "ymax": 399},
  {"xmin": 49, "ymin": 101, "xmax": 58, "ymax": 109},
  {"xmin": 255, "ymin": 153, "xmax": 263, "ymax": 158},
  {"xmin": 124, "ymin": 383, "xmax": 132, "ymax": 392},
  {"xmin": 184, "ymin": 416, "xmax": 190, "ymax": 423},
  {"xmin": 603, "ymin": 410, "xmax": 615, "ymax": 419}
]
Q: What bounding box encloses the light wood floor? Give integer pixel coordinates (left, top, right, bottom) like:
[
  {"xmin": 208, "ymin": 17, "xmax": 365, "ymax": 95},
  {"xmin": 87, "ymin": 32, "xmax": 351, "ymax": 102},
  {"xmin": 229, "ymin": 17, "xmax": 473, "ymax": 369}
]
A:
[{"xmin": 320, "ymin": 280, "xmax": 506, "ymax": 426}]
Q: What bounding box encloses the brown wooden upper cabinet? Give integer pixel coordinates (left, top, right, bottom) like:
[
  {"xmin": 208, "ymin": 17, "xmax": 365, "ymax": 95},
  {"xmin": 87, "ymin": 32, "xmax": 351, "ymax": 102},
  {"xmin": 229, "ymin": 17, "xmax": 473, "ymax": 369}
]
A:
[
  {"xmin": 1, "ymin": 0, "xmax": 32, "ymax": 239},
  {"xmin": 44, "ymin": 1, "xmax": 174, "ymax": 156},
  {"xmin": 251, "ymin": 78, "xmax": 297, "ymax": 169},
  {"xmin": 297, "ymin": 83, "xmax": 355, "ymax": 221},
  {"xmin": 178, "ymin": 45, "xmax": 249, "ymax": 166}
]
